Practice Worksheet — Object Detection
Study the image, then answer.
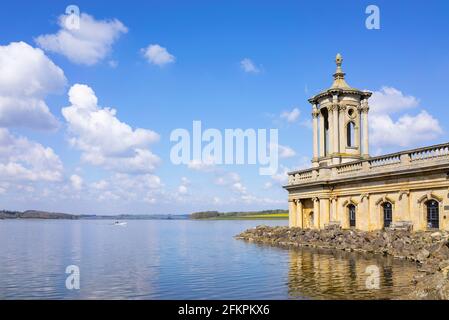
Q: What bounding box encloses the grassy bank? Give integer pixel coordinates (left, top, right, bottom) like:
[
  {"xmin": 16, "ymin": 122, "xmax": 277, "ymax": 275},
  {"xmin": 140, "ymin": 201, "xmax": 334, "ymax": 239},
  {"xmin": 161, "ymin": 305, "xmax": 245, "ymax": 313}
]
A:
[
  {"xmin": 206, "ymin": 213, "xmax": 288, "ymax": 220},
  {"xmin": 190, "ymin": 210, "xmax": 288, "ymax": 220}
]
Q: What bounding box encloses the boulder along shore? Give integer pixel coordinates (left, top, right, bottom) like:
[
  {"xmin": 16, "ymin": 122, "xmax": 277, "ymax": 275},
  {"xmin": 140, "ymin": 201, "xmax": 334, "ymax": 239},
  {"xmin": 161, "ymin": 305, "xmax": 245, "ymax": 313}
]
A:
[{"xmin": 236, "ymin": 226, "xmax": 449, "ymax": 299}]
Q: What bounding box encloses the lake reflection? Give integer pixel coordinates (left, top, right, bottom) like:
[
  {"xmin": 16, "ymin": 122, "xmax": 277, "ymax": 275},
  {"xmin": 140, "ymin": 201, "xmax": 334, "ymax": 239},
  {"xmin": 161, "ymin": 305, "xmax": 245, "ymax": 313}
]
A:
[
  {"xmin": 0, "ymin": 219, "xmax": 419, "ymax": 300},
  {"xmin": 288, "ymin": 247, "xmax": 417, "ymax": 300}
]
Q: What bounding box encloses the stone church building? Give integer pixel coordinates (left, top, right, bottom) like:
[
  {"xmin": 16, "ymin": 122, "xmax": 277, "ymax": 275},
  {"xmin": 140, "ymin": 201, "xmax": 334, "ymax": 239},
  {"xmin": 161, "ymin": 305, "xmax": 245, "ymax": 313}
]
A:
[{"xmin": 284, "ymin": 54, "xmax": 449, "ymax": 231}]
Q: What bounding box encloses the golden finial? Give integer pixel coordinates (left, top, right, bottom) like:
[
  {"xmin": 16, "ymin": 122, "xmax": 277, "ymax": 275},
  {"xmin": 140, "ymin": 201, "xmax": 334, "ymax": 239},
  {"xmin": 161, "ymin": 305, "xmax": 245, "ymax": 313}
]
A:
[
  {"xmin": 336, "ymin": 53, "xmax": 342, "ymax": 62},
  {"xmin": 335, "ymin": 53, "xmax": 343, "ymax": 71},
  {"xmin": 335, "ymin": 53, "xmax": 343, "ymax": 73},
  {"xmin": 331, "ymin": 53, "xmax": 350, "ymax": 89}
]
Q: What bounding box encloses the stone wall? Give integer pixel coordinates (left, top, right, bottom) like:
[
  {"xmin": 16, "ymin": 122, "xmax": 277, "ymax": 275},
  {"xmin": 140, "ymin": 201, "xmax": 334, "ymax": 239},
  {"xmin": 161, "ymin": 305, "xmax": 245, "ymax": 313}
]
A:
[{"xmin": 287, "ymin": 175, "xmax": 449, "ymax": 231}]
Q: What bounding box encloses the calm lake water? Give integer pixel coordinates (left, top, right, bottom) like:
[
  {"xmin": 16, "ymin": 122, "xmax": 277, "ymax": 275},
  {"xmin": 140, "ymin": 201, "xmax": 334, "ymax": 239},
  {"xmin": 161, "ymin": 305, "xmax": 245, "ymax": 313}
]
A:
[{"xmin": 0, "ymin": 219, "xmax": 419, "ymax": 300}]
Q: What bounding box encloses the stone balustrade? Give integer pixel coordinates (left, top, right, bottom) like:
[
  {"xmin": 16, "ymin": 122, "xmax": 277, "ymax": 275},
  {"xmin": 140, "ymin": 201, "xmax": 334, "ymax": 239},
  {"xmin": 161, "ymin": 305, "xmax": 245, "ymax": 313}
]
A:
[
  {"xmin": 336, "ymin": 162, "xmax": 363, "ymax": 174},
  {"xmin": 287, "ymin": 143, "xmax": 449, "ymax": 186},
  {"xmin": 410, "ymin": 145, "xmax": 449, "ymax": 162},
  {"xmin": 369, "ymin": 154, "xmax": 401, "ymax": 167}
]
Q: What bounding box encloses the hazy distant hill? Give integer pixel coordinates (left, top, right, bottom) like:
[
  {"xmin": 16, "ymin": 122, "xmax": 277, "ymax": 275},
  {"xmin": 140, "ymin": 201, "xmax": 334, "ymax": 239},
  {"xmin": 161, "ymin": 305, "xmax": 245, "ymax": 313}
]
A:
[
  {"xmin": 0, "ymin": 210, "xmax": 78, "ymax": 219},
  {"xmin": 79, "ymin": 214, "xmax": 190, "ymax": 220},
  {"xmin": 0, "ymin": 210, "xmax": 189, "ymax": 220}
]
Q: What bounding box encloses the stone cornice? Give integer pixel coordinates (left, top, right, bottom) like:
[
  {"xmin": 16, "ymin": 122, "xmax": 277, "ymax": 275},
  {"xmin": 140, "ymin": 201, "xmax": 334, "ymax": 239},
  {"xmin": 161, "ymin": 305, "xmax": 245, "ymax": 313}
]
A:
[{"xmin": 308, "ymin": 88, "xmax": 372, "ymax": 104}]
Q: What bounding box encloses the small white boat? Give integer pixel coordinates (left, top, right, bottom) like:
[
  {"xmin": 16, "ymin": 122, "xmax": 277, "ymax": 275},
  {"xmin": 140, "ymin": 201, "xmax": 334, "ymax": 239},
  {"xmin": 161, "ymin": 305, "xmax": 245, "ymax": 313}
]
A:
[{"xmin": 113, "ymin": 221, "xmax": 127, "ymax": 226}]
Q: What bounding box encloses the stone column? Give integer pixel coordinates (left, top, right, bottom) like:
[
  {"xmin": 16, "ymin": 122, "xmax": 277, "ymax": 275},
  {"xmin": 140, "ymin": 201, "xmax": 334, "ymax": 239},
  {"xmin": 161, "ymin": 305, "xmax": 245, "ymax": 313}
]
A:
[
  {"xmin": 313, "ymin": 197, "xmax": 320, "ymax": 229},
  {"xmin": 328, "ymin": 107, "xmax": 334, "ymax": 157},
  {"xmin": 312, "ymin": 105, "xmax": 319, "ymax": 167},
  {"xmin": 361, "ymin": 99, "xmax": 370, "ymax": 158},
  {"xmin": 361, "ymin": 194, "xmax": 370, "ymax": 230},
  {"xmin": 355, "ymin": 109, "xmax": 361, "ymax": 151},
  {"xmin": 319, "ymin": 198, "xmax": 330, "ymax": 229},
  {"xmin": 319, "ymin": 111, "xmax": 325, "ymax": 157},
  {"xmin": 289, "ymin": 200, "xmax": 297, "ymax": 228},
  {"xmin": 400, "ymin": 191, "xmax": 411, "ymax": 222},
  {"xmin": 296, "ymin": 200, "xmax": 303, "ymax": 229},
  {"xmin": 331, "ymin": 197, "xmax": 338, "ymax": 221},
  {"xmin": 332, "ymin": 104, "xmax": 339, "ymax": 164},
  {"xmin": 339, "ymin": 105, "xmax": 346, "ymax": 153}
]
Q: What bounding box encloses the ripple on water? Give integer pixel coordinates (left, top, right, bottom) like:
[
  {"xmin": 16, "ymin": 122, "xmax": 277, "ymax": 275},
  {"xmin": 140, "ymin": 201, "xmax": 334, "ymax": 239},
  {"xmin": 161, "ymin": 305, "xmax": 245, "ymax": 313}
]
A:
[{"xmin": 0, "ymin": 220, "xmax": 419, "ymax": 300}]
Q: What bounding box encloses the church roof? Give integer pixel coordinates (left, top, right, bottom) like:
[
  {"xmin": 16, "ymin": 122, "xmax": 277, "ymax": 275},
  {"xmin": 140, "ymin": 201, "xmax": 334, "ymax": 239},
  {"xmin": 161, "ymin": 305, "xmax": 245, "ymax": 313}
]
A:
[{"xmin": 308, "ymin": 54, "xmax": 371, "ymax": 104}]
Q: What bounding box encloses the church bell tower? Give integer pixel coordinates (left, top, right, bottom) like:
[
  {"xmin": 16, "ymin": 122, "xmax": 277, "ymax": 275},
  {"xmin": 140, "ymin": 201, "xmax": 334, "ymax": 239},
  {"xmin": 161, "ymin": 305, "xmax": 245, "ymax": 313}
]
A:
[{"xmin": 309, "ymin": 54, "xmax": 372, "ymax": 167}]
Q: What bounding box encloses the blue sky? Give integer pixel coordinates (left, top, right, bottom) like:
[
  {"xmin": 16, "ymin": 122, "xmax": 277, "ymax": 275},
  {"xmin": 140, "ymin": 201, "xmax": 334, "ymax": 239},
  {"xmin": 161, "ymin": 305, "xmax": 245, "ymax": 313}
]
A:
[{"xmin": 0, "ymin": 0, "xmax": 449, "ymax": 215}]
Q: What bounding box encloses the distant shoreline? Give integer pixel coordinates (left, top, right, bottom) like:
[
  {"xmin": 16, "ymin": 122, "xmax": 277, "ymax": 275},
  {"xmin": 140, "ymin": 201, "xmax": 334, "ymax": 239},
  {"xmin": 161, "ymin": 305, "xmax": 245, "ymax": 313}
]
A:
[
  {"xmin": 0, "ymin": 209, "xmax": 288, "ymax": 221},
  {"xmin": 190, "ymin": 210, "xmax": 288, "ymax": 220},
  {"xmin": 0, "ymin": 210, "xmax": 189, "ymax": 220},
  {"xmin": 194, "ymin": 213, "xmax": 288, "ymax": 220}
]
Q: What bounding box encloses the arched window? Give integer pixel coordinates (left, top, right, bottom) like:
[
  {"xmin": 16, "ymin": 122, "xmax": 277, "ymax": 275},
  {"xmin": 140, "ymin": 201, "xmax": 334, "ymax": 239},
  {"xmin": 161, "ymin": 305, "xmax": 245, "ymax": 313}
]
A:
[
  {"xmin": 426, "ymin": 200, "xmax": 439, "ymax": 229},
  {"xmin": 348, "ymin": 204, "xmax": 356, "ymax": 227},
  {"xmin": 321, "ymin": 108, "xmax": 329, "ymax": 155},
  {"xmin": 382, "ymin": 202, "xmax": 393, "ymax": 228},
  {"xmin": 347, "ymin": 121, "xmax": 356, "ymax": 147}
]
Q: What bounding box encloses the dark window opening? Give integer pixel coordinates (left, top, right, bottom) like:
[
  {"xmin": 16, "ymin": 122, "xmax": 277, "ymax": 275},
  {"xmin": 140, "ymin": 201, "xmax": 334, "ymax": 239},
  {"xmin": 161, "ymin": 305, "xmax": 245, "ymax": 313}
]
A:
[
  {"xmin": 347, "ymin": 121, "xmax": 355, "ymax": 147},
  {"xmin": 383, "ymin": 202, "xmax": 393, "ymax": 228},
  {"xmin": 348, "ymin": 204, "xmax": 356, "ymax": 227},
  {"xmin": 426, "ymin": 200, "xmax": 439, "ymax": 229}
]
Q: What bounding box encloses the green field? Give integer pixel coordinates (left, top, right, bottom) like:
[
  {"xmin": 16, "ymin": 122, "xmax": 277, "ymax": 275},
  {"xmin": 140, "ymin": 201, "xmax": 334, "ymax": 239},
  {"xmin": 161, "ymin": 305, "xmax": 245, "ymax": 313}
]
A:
[
  {"xmin": 200, "ymin": 213, "xmax": 288, "ymax": 220},
  {"xmin": 190, "ymin": 209, "xmax": 289, "ymax": 220}
]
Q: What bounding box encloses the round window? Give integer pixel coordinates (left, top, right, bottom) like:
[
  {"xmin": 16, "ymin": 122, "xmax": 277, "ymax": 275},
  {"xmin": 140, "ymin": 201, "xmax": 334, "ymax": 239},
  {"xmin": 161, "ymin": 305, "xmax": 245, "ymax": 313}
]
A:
[{"xmin": 348, "ymin": 108, "xmax": 354, "ymax": 117}]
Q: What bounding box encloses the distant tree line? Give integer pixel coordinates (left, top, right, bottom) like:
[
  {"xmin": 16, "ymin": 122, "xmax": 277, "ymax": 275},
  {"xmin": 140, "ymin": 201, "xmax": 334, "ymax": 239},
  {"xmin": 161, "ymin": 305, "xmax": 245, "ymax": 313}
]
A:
[
  {"xmin": 190, "ymin": 209, "xmax": 288, "ymax": 219},
  {"xmin": 0, "ymin": 210, "xmax": 78, "ymax": 219}
]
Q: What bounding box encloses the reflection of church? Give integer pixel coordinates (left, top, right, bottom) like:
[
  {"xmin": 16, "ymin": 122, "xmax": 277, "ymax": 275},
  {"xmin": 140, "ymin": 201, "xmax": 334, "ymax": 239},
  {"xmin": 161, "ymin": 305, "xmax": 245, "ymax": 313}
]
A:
[
  {"xmin": 284, "ymin": 54, "xmax": 449, "ymax": 231},
  {"xmin": 287, "ymin": 249, "xmax": 417, "ymax": 299}
]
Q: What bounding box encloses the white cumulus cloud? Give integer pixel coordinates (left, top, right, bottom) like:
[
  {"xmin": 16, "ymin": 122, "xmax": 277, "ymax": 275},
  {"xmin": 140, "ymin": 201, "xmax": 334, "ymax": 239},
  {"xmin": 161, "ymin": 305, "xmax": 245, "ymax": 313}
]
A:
[
  {"xmin": 0, "ymin": 128, "xmax": 63, "ymax": 182},
  {"xmin": 62, "ymin": 84, "xmax": 161, "ymax": 174},
  {"xmin": 95, "ymin": 173, "xmax": 163, "ymax": 203},
  {"xmin": 187, "ymin": 158, "xmax": 216, "ymax": 172},
  {"xmin": 370, "ymin": 86, "xmax": 419, "ymax": 114},
  {"xmin": 142, "ymin": 44, "xmax": 175, "ymax": 66},
  {"xmin": 232, "ymin": 182, "xmax": 247, "ymax": 194},
  {"xmin": 370, "ymin": 111, "xmax": 442, "ymax": 148},
  {"xmin": 70, "ymin": 174, "xmax": 83, "ymax": 190},
  {"xmin": 91, "ymin": 179, "xmax": 108, "ymax": 190},
  {"xmin": 177, "ymin": 177, "xmax": 190, "ymax": 195},
  {"xmin": 35, "ymin": 13, "xmax": 128, "ymax": 65},
  {"xmin": 270, "ymin": 165, "xmax": 290, "ymax": 185},
  {"xmin": 214, "ymin": 171, "xmax": 240, "ymax": 186},
  {"xmin": 369, "ymin": 87, "xmax": 442, "ymax": 149},
  {"xmin": 240, "ymin": 58, "xmax": 260, "ymax": 74},
  {"xmin": 280, "ymin": 108, "xmax": 300, "ymax": 123},
  {"xmin": 178, "ymin": 185, "xmax": 188, "ymax": 194},
  {"xmin": 0, "ymin": 42, "xmax": 66, "ymax": 130},
  {"xmin": 277, "ymin": 144, "xmax": 296, "ymax": 159}
]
